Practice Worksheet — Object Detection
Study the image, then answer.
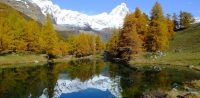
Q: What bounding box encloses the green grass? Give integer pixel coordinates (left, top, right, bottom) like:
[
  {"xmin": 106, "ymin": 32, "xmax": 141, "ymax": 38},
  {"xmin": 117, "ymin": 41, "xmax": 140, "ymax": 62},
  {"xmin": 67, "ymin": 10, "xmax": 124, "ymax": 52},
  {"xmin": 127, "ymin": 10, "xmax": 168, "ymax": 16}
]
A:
[
  {"xmin": 170, "ymin": 23, "xmax": 200, "ymax": 52},
  {"xmin": 0, "ymin": 53, "xmax": 47, "ymax": 65},
  {"xmin": 154, "ymin": 52, "xmax": 200, "ymax": 65},
  {"xmin": 131, "ymin": 23, "xmax": 200, "ymax": 66},
  {"xmin": 0, "ymin": 53, "xmax": 104, "ymax": 66}
]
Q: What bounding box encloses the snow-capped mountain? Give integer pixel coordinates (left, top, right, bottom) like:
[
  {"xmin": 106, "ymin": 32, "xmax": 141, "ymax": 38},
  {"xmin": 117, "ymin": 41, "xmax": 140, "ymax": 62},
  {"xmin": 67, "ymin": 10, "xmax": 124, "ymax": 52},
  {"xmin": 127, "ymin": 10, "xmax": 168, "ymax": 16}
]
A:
[
  {"xmin": 1, "ymin": 0, "xmax": 128, "ymax": 39},
  {"xmin": 29, "ymin": 0, "xmax": 129, "ymax": 30}
]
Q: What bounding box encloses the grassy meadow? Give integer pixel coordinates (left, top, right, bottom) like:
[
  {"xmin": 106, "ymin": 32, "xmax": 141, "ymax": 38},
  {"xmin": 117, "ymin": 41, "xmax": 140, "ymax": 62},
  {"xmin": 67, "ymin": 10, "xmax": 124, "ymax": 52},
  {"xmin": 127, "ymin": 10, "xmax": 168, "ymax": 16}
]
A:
[{"xmin": 131, "ymin": 23, "xmax": 200, "ymax": 67}]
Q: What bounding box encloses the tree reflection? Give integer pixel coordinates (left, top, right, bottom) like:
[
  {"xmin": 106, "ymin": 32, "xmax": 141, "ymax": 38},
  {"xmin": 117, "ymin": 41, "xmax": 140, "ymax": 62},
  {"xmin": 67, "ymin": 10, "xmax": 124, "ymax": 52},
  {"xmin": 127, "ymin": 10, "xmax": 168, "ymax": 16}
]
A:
[
  {"xmin": 1, "ymin": 61, "xmax": 200, "ymax": 98},
  {"xmin": 0, "ymin": 65, "xmax": 58, "ymax": 98},
  {"xmin": 66, "ymin": 59, "xmax": 105, "ymax": 82},
  {"xmin": 109, "ymin": 64, "xmax": 200, "ymax": 98},
  {"xmin": 0, "ymin": 59, "xmax": 107, "ymax": 98}
]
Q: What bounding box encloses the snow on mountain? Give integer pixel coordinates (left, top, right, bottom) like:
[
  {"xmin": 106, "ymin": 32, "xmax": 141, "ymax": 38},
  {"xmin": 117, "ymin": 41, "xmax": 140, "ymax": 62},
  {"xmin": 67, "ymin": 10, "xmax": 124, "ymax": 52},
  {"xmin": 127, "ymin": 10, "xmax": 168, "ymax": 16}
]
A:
[
  {"xmin": 29, "ymin": 0, "xmax": 129, "ymax": 30},
  {"xmin": 53, "ymin": 75, "xmax": 122, "ymax": 98},
  {"xmin": 15, "ymin": 0, "xmax": 29, "ymax": 8}
]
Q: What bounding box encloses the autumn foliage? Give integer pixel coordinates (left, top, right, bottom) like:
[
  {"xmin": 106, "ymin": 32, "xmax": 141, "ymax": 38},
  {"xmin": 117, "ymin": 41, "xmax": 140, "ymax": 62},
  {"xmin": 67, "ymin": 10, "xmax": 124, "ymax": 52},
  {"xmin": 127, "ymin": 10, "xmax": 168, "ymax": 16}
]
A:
[
  {"xmin": 0, "ymin": 3, "xmax": 105, "ymax": 57},
  {"xmin": 0, "ymin": 2, "xmax": 195, "ymax": 61},
  {"xmin": 107, "ymin": 2, "xmax": 177, "ymax": 61},
  {"xmin": 67, "ymin": 33, "xmax": 105, "ymax": 57}
]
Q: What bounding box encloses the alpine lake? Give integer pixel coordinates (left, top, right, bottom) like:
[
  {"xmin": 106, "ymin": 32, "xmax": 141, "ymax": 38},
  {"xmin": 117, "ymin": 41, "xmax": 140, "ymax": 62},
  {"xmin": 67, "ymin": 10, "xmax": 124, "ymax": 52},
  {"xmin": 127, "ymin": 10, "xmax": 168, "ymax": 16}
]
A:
[{"xmin": 1, "ymin": 59, "xmax": 200, "ymax": 98}]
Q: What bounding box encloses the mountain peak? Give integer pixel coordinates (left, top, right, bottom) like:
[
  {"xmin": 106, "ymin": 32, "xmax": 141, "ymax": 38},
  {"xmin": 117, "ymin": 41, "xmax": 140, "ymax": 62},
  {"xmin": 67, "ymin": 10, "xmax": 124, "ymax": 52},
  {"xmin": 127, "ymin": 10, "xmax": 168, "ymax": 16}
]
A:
[
  {"xmin": 24, "ymin": 0, "xmax": 129, "ymax": 30},
  {"xmin": 110, "ymin": 3, "xmax": 129, "ymax": 17},
  {"xmin": 121, "ymin": 2, "xmax": 127, "ymax": 6}
]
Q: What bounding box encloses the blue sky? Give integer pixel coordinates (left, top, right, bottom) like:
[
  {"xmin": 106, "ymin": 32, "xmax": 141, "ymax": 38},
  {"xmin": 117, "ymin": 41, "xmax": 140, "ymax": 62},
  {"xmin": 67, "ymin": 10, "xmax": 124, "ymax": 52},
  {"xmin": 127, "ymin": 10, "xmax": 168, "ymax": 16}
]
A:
[{"xmin": 51, "ymin": 0, "xmax": 200, "ymax": 17}]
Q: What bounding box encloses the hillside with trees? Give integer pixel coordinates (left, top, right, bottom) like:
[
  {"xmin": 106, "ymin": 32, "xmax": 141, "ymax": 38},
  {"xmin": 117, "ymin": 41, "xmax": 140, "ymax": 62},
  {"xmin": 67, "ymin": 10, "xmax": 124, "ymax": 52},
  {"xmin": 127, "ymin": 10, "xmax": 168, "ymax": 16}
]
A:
[
  {"xmin": 0, "ymin": 1, "xmax": 200, "ymax": 98},
  {"xmin": 106, "ymin": 2, "xmax": 196, "ymax": 65},
  {"xmin": 0, "ymin": 1, "xmax": 197, "ymax": 65},
  {"xmin": 0, "ymin": 2, "xmax": 105, "ymax": 58}
]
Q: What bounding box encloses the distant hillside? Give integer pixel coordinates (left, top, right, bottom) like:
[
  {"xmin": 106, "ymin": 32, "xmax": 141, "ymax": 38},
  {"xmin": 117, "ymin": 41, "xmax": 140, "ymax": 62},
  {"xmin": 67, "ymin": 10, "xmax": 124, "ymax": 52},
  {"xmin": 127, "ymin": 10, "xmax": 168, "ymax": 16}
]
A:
[
  {"xmin": 0, "ymin": 0, "xmax": 45, "ymax": 23},
  {"xmin": 170, "ymin": 23, "xmax": 200, "ymax": 52},
  {"xmin": 0, "ymin": 2, "xmax": 38, "ymax": 22},
  {"xmin": 0, "ymin": 2, "xmax": 19, "ymax": 17}
]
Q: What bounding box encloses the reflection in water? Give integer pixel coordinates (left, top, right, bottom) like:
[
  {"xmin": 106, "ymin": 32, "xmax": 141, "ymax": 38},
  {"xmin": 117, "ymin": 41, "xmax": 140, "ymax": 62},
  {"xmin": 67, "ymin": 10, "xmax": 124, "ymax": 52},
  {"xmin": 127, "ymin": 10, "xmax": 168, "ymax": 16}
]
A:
[
  {"xmin": 0, "ymin": 65, "xmax": 57, "ymax": 98},
  {"xmin": 0, "ymin": 59, "xmax": 200, "ymax": 98},
  {"xmin": 111, "ymin": 65, "xmax": 200, "ymax": 98},
  {"xmin": 40, "ymin": 88, "xmax": 49, "ymax": 98},
  {"xmin": 59, "ymin": 88, "xmax": 115, "ymax": 98},
  {"xmin": 54, "ymin": 74, "xmax": 121, "ymax": 98},
  {"xmin": 53, "ymin": 59, "xmax": 121, "ymax": 98}
]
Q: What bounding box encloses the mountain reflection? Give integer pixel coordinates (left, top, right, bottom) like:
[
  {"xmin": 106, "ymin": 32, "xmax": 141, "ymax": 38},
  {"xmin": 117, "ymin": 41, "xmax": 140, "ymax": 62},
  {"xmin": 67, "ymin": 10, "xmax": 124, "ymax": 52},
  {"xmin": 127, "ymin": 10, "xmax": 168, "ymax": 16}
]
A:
[
  {"xmin": 1, "ymin": 59, "xmax": 200, "ymax": 98},
  {"xmin": 54, "ymin": 74, "xmax": 121, "ymax": 98},
  {"xmin": 53, "ymin": 59, "xmax": 122, "ymax": 98}
]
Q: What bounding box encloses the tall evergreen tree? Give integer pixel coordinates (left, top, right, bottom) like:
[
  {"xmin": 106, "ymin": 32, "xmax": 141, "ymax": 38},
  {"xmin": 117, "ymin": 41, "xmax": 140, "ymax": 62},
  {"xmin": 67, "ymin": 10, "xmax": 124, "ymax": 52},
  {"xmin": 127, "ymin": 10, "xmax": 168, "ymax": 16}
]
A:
[
  {"xmin": 67, "ymin": 34, "xmax": 78, "ymax": 55},
  {"xmin": 57, "ymin": 40, "xmax": 69, "ymax": 56},
  {"xmin": 146, "ymin": 2, "xmax": 169, "ymax": 52},
  {"xmin": 24, "ymin": 20, "xmax": 41, "ymax": 52},
  {"xmin": 40, "ymin": 15, "xmax": 59, "ymax": 54},
  {"xmin": 75, "ymin": 33, "xmax": 90, "ymax": 57},
  {"xmin": 7, "ymin": 11, "xmax": 27, "ymax": 51},
  {"xmin": 88, "ymin": 34, "xmax": 96, "ymax": 55},
  {"xmin": 95, "ymin": 35, "xmax": 105, "ymax": 54},
  {"xmin": 0, "ymin": 17, "xmax": 6, "ymax": 51},
  {"xmin": 133, "ymin": 7, "xmax": 148, "ymax": 50},
  {"xmin": 107, "ymin": 29, "xmax": 120, "ymax": 57},
  {"xmin": 117, "ymin": 13, "xmax": 142, "ymax": 61}
]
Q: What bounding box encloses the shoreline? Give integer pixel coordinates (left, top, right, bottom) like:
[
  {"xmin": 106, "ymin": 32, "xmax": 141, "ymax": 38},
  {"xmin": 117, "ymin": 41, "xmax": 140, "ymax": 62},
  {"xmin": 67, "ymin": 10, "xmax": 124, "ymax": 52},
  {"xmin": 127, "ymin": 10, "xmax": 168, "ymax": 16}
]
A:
[
  {"xmin": 0, "ymin": 54, "xmax": 103, "ymax": 68},
  {"xmin": 0, "ymin": 53, "xmax": 200, "ymax": 71}
]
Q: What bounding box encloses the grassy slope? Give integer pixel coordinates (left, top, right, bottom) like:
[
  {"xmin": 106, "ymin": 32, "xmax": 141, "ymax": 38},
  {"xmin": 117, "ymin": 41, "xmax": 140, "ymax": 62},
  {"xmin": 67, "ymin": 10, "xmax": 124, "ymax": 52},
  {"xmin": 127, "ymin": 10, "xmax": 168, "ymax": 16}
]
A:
[
  {"xmin": 131, "ymin": 23, "xmax": 200, "ymax": 66},
  {"xmin": 0, "ymin": 54, "xmax": 47, "ymax": 65},
  {"xmin": 162, "ymin": 23, "xmax": 200, "ymax": 66},
  {"xmin": 170, "ymin": 23, "xmax": 200, "ymax": 52}
]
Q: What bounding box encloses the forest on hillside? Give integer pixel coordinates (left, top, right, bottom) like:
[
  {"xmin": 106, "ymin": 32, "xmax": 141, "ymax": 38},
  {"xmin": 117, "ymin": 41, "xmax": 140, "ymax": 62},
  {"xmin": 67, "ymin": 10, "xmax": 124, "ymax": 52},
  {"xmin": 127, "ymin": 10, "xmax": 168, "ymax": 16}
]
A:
[
  {"xmin": 0, "ymin": 3, "xmax": 105, "ymax": 57},
  {"xmin": 106, "ymin": 2, "xmax": 195, "ymax": 61},
  {"xmin": 0, "ymin": 2, "xmax": 195, "ymax": 61}
]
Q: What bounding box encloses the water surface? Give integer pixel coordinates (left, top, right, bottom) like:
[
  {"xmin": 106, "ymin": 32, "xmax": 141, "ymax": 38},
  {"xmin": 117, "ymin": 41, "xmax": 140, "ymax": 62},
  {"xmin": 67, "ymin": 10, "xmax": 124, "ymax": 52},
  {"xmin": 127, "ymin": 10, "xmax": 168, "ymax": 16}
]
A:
[{"xmin": 0, "ymin": 59, "xmax": 200, "ymax": 98}]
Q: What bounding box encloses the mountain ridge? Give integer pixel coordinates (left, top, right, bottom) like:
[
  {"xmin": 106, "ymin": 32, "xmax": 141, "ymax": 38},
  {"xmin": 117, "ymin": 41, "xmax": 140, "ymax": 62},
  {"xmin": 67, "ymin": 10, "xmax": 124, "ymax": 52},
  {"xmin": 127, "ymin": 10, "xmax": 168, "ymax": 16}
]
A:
[{"xmin": 29, "ymin": 0, "xmax": 130, "ymax": 30}]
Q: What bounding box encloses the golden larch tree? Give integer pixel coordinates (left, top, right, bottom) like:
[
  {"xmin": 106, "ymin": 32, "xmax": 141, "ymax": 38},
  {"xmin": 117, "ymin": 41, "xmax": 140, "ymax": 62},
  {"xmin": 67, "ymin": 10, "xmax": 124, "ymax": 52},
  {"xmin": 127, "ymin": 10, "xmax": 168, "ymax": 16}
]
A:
[
  {"xmin": 117, "ymin": 13, "xmax": 142, "ymax": 61},
  {"xmin": 40, "ymin": 15, "xmax": 59, "ymax": 54},
  {"xmin": 146, "ymin": 2, "xmax": 169, "ymax": 52},
  {"xmin": 107, "ymin": 28, "xmax": 120, "ymax": 58}
]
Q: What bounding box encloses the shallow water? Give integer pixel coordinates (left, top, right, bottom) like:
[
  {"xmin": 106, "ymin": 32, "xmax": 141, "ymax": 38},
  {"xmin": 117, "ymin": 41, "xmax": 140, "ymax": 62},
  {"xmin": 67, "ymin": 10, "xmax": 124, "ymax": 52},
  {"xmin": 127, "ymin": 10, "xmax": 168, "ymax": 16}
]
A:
[{"xmin": 0, "ymin": 59, "xmax": 200, "ymax": 98}]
